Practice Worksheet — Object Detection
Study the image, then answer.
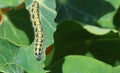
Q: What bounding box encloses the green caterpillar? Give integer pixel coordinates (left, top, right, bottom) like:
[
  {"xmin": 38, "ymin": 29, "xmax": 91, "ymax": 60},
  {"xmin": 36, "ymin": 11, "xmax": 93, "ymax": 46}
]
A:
[{"xmin": 30, "ymin": 1, "xmax": 44, "ymax": 61}]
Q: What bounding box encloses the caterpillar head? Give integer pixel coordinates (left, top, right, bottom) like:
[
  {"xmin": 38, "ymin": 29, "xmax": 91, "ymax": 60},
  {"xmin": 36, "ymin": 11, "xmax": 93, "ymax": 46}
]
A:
[{"xmin": 35, "ymin": 53, "xmax": 41, "ymax": 61}]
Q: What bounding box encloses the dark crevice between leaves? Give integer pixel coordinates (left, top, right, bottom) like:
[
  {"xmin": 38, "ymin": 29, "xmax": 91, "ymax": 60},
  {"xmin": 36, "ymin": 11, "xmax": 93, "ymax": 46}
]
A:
[
  {"xmin": 47, "ymin": 58, "xmax": 64, "ymax": 73},
  {"xmin": 5, "ymin": 4, "xmax": 34, "ymax": 44}
]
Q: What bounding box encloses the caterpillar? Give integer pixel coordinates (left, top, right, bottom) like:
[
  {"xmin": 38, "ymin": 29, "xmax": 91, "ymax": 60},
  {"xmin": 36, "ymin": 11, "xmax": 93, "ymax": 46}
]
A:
[{"xmin": 30, "ymin": 1, "xmax": 44, "ymax": 61}]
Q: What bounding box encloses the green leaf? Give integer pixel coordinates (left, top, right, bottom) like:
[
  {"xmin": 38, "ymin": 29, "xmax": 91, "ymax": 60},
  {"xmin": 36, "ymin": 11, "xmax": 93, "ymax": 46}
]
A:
[
  {"xmin": 62, "ymin": 55, "xmax": 112, "ymax": 73},
  {"xmin": 0, "ymin": 38, "xmax": 20, "ymax": 72},
  {"xmin": 98, "ymin": 0, "xmax": 120, "ymax": 28},
  {"xmin": 56, "ymin": 0, "xmax": 115, "ymax": 24},
  {"xmin": 3, "ymin": 64, "xmax": 25, "ymax": 73},
  {"xmin": 50, "ymin": 55, "xmax": 120, "ymax": 73},
  {"xmin": 0, "ymin": 7, "xmax": 33, "ymax": 46},
  {"xmin": 0, "ymin": 0, "xmax": 22, "ymax": 8},
  {"xmin": 113, "ymin": 66, "xmax": 120, "ymax": 73},
  {"xmin": 25, "ymin": 0, "xmax": 57, "ymax": 61},
  {"xmin": 0, "ymin": 38, "xmax": 46, "ymax": 73},
  {"xmin": 15, "ymin": 42, "xmax": 45, "ymax": 73},
  {"xmin": 83, "ymin": 25, "xmax": 118, "ymax": 35}
]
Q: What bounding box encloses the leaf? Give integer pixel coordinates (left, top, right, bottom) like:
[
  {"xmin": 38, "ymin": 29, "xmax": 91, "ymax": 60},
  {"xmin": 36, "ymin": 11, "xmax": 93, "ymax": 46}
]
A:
[
  {"xmin": 0, "ymin": 38, "xmax": 46, "ymax": 73},
  {"xmin": 15, "ymin": 42, "xmax": 45, "ymax": 73},
  {"xmin": 25, "ymin": 0, "xmax": 57, "ymax": 49},
  {"xmin": 0, "ymin": 0, "xmax": 22, "ymax": 8},
  {"xmin": 56, "ymin": 0, "xmax": 115, "ymax": 24},
  {"xmin": 3, "ymin": 64, "xmax": 25, "ymax": 73},
  {"xmin": 50, "ymin": 55, "xmax": 120, "ymax": 73},
  {"xmin": 83, "ymin": 25, "xmax": 118, "ymax": 35},
  {"xmin": 0, "ymin": 38, "xmax": 20, "ymax": 72},
  {"xmin": 98, "ymin": 0, "xmax": 120, "ymax": 28},
  {"xmin": 0, "ymin": 7, "xmax": 32, "ymax": 46},
  {"xmin": 49, "ymin": 55, "xmax": 113, "ymax": 73},
  {"xmin": 113, "ymin": 66, "xmax": 120, "ymax": 73},
  {"xmin": 62, "ymin": 55, "xmax": 112, "ymax": 73}
]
